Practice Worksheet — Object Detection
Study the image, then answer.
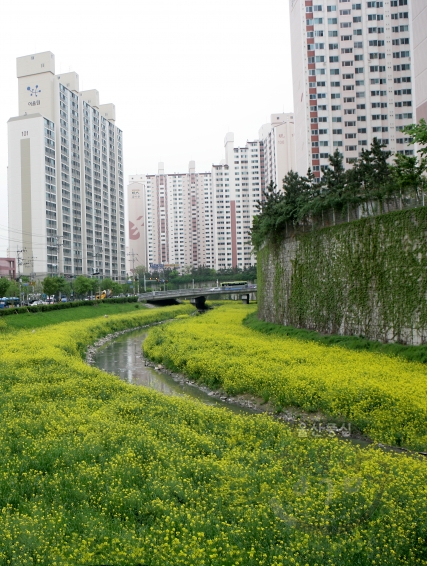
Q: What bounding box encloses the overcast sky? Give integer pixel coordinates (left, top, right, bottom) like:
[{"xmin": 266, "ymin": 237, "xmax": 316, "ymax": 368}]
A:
[{"xmin": 0, "ymin": 0, "xmax": 294, "ymax": 256}]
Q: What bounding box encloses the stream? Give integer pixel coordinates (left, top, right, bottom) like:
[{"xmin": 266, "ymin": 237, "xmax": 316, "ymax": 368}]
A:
[{"xmin": 92, "ymin": 328, "xmax": 257, "ymax": 416}]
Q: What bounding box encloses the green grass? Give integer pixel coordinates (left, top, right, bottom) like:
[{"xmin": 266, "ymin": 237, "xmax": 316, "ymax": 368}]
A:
[
  {"xmin": 0, "ymin": 302, "xmax": 145, "ymax": 332},
  {"xmin": 243, "ymin": 311, "xmax": 427, "ymax": 364}
]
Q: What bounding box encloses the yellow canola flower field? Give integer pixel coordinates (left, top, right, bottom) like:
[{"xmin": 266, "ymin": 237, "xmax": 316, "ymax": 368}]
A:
[
  {"xmin": 0, "ymin": 303, "xmax": 427, "ymax": 565},
  {"xmin": 144, "ymin": 303, "xmax": 427, "ymax": 451}
]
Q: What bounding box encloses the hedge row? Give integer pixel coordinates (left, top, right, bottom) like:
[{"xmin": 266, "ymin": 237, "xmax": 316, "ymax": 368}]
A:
[{"xmin": 0, "ymin": 296, "xmax": 138, "ymax": 317}]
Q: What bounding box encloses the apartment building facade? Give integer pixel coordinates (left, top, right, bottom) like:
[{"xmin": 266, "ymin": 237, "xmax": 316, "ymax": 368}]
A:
[
  {"xmin": 290, "ymin": 0, "xmax": 414, "ymax": 178},
  {"xmin": 127, "ymin": 163, "xmax": 213, "ymax": 273},
  {"xmin": 259, "ymin": 113, "xmax": 297, "ymax": 189},
  {"xmin": 8, "ymin": 51, "xmax": 125, "ymax": 280},
  {"xmin": 211, "ymin": 133, "xmax": 264, "ymax": 270},
  {"xmin": 128, "ymin": 133, "xmax": 266, "ymax": 272},
  {"xmin": 412, "ymin": 0, "xmax": 427, "ymax": 121}
]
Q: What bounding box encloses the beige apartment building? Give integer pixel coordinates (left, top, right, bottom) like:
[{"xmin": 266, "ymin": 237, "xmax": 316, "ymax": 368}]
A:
[
  {"xmin": 259, "ymin": 113, "xmax": 297, "ymax": 189},
  {"xmin": 8, "ymin": 52, "xmax": 125, "ymax": 280},
  {"xmin": 412, "ymin": 0, "xmax": 427, "ymax": 121},
  {"xmin": 290, "ymin": 0, "xmax": 415, "ymax": 178}
]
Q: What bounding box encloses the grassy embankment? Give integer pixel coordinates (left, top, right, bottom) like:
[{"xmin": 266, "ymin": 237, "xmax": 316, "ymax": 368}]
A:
[
  {"xmin": 0, "ymin": 302, "xmax": 426, "ymax": 564},
  {"xmin": 145, "ymin": 303, "xmax": 427, "ymax": 451},
  {"xmin": 0, "ymin": 301, "xmax": 144, "ymax": 332},
  {"xmin": 244, "ymin": 311, "xmax": 427, "ymax": 364}
]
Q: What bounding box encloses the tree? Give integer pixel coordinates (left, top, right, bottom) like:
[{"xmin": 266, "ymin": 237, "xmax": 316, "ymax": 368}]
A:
[
  {"xmin": 133, "ymin": 265, "xmax": 148, "ymax": 277},
  {"xmin": 403, "ymin": 119, "xmax": 427, "ymax": 158},
  {"xmin": 0, "ymin": 278, "xmax": 10, "ymax": 297},
  {"xmin": 42, "ymin": 277, "xmax": 66, "ymax": 300},
  {"xmin": 73, "ymin": 276, "xmax": 93, "ymax": 298},
  {"xmin": 320, "ymin": 149, "xmax": 347, "ymax": 208},
  {"xmin": 391, "ymin": 153, "xmax": 427, "ymax": 200}
]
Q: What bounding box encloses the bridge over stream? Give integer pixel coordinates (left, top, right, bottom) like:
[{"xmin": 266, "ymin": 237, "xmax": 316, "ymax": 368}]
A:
[{"xmin": 138, "ymin": 286, "xmax": 257, "ymax": 309}]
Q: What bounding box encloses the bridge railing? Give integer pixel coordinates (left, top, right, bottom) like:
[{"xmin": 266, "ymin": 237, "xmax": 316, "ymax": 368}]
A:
[{"xmin": 137, "ymin": 286, "xmax": 257, "ymax": 300}]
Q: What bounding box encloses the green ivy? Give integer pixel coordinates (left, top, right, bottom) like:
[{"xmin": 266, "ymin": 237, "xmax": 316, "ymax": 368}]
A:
[{"xmin": 258, "ymin": 207, "xmax": 427, "ymax": 344}]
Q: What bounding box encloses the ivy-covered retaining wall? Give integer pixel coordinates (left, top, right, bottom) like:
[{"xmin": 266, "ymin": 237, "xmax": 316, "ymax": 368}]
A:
[{"xmin": 257, "ymin": 206, "xmax": 427, "ymax": 345}]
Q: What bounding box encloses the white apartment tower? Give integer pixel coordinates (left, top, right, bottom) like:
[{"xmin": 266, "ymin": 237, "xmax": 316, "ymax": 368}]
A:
[
  {"xmin": 8, "ymin": 52, "xmax": 125, "ymax": 280},
  {"xmin": 290, "ymin": 0, "xmax": 414, "ymax": 178},
  {"xmin": 259, "ymin": 113, "xmax": 297, "ymax": 189},
  {"xmin": 412, "ymin": 0, "xmax": 427, "ymax": 121},
  {"xmin": 127, "ymin": 163, "xmax": 213, "ymax": 272},
  {"xmin": 212, "ymin": 133, "xmax": 264, "ymax": 270},
  {"xmin": 128, "ymin": 133, "xmax": 265, "ymax": 272}
]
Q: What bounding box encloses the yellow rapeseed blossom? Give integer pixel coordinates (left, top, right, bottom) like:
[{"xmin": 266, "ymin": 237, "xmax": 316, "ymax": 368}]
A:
[{"xmin": 0, "ymin": 302, "xmax": 425, "ymax": 564}]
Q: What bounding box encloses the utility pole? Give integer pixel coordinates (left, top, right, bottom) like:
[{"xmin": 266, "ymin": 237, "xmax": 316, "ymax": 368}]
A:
[{"xmin": 127, "ymin": 249, "xmax": 138, "ymax": 294}]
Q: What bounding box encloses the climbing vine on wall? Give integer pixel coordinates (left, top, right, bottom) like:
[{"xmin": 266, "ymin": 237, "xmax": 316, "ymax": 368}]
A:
[{"xmin": 258, "ymin": 207, "xmax": 427, "ymax": 344}]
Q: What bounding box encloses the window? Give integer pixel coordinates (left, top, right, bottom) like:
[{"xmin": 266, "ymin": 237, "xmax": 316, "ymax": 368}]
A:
[
  {"xmin": 329, "ymin": 30, "xmax": 338, "ymax": 37},
  {"xmin": 319, "ymin": 129, "xmax": 328, "ymax": 134},
  {"xmin": 332, "ymin": 116, "xmax": 342, "ymax": 122},
  {"xmin": 328, "ymin": 18, "xmax": 338, "ymax": 24},
  {"xmin": 331, "ymin": 81, "xmax": 340, "ymax": 86},
  {"xmin": 342, "ymin": 47, "xmax": 353, "ymax": 53},
  {"xmin": 341, "ymin": 35, "xmax": 352, "ymax": 41},
  {"xmin": 331, "ymin": 105, "xmax": 341, "ymax": 111},
  {"xmin": 340, "ymin": 22, "xmax": 352, "ymax": 28},
  {"xmin": 355, "ymin": 54, "xmax": 363, "ymax": 61},
  {"xmin": 354, "ymin": 41, "xmax": 363, "ymax": 48},
  {"xmin": 355, "ymin": 68, "xmax": 364, "ymax": 74},
  {"xmin": 353, "ymin": 16, "xmax": 361, "ymax": 22},
  {"xmin": 333, "ymin": 129, "xmax": 342, "ymax": 134},
  {"xmin": 331, "ymin": 93, "xmax": 341, "ymax": 98},
  {"xmin": 342, "ymin": 60, "xmax": 353, "ymax": 66},
  {"xmin": 358, "ymin": 128, "xmax": 367, "ymax": 133},
  {"xmin": 329, "ymin": 43, "xmax": 339, "ymax": 49},
  {"xmin": 327, "ymin": 5, "xmax": 337, "ymax": 10},
  {"xmin": 330, "ymin": 69, "xmax": 340, "ymax": 75},
  {"xmin": 330, "ymin": 56, "xmax": 339, "ymax": 62},
  {"xmin": 334, "ymin": 141, "xmax": 343, "ymax": 146}
]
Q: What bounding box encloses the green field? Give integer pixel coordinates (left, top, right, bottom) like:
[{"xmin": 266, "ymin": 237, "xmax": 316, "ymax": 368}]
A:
[{"xmin": 0, "ymin": 301, "xmax": 144, "ymax": 332}]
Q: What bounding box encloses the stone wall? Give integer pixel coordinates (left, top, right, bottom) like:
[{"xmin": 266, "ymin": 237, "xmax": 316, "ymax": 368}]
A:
[{"xmin": 257, "ymin": 207, "xmax": 427, "ymax": 345}]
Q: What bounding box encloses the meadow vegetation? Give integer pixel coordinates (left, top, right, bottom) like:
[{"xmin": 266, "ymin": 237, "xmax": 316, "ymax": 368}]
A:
[
  {"xmin": 145, "ymin": 303, "xmax": 427, "ymax": 451},
  {"xmin": 0, "ymin": 303, "xmax": 427, "ymax": 564}
]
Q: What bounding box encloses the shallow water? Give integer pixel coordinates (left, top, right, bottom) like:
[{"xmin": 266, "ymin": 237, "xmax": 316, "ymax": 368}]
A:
[
  {"xmin": 92, "ymin": 327, "xmax": 373, "ymax": 448},
  {"xmin": 92, "ymin": 328, "xmax": 257, "ymax": 415}
]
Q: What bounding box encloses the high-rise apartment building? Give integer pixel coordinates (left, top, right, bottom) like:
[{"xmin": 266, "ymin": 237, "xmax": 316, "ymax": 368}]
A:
[
  {"xmin": 259, "ymin": 113, "xmax": 297, "ymax": 189},
  {"xmin": 127, "ymin": 163, "xmax": 213, "ymax": 272},
  {"xmin": 8, "ymin": 52, "xmax": 125, "ymax": 280},
  {"xmin": 290, "ymin": 0, "xmax": 414, "ymax": 178},
  {"xmin": 412, "ymin": 0, "xmax": 427, "ymax": 121},
  {"xmin": 128, "ymin": 133, "xmax": 265, "ymax": 272},
  {"xmin": 212, "ymin": 133, "xmax": 264, "ymax": 270}
]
